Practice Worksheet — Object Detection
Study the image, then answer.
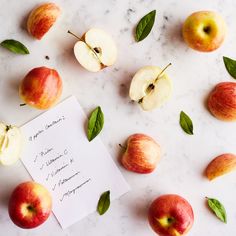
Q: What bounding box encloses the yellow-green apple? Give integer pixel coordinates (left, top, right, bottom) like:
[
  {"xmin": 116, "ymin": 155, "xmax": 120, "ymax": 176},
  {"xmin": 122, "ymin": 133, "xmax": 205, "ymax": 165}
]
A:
[
  {"xmin": 121, "ymin": 133, "xmax": 161, "ymax": 174},
  {"xmin": 68, "ymin": 29, "xmax": 117, "ymax": 72},
  {"xmin": 27, "ymin": 2, "xmax": 61, "ymax": 40},
  {"xmin": 0, "ymin": 122, "xmax": 22, "ymax": 166},
  {"xmin": 205, "ymin": 153, "xmax": 236, "ymax": 181},
  {"xmin": 148, "ymin": 194, "xmax": 194, "ymax": 236},
  {"xmin": 182, "ymin": 11, "xmax": 226, "ymax": 52},
  {"xmin": 19, "ymin": 66, "xmax": 63, "ymax": 110},
  {"xmin": 208, "ymin": 82, "xmax": 236, "ymax": 121},
  {"xmin": 8, "ymin": 181, "xmax": 52, "ymax": 229},
  {"xmin": 129, "ymin": 64, "xmax": 172, "ymax": 111}
]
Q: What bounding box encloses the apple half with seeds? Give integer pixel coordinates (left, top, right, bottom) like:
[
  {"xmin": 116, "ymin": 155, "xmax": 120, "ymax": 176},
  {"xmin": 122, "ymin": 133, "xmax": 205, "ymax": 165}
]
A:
[
  {"xmin": 129, "ymin": 64, "xmax": 172, "ymax": 111},
  {"xmin": 0, "ymin": 122, "xmax": 23, "ymax": 165},
  {"xmin": 69, "ymin": 29, "xmax": 117, "ymax": 72}
]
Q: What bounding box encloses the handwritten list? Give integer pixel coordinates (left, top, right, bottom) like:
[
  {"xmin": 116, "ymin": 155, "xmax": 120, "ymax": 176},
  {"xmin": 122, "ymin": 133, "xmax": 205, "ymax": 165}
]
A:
[{"xmin": 21, "ymin": 96, "xmax": 130, "ymax": 229}]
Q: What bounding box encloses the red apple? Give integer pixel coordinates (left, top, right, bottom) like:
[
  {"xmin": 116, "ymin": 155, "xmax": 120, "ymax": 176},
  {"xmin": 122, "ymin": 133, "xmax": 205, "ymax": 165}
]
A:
[
  {"xmin": 182, "ymin": 11, "xmax": 226, "ymax": 52},
  {"xmin": 148, "ymin": 194, "xmax": 194, "ymax": 236},
  {"xmin": 27, "ymin": 3, "xmax": 61, "ymax": 40},
  {"xmin": 121, "ymin": 133, "xmax": 161, "ymax": 174},
  {"xmin": 8, "ymin": 181, "xmax": 52, "ymax": 229},
  {"xmin": 208, "ymin": 82, "xmax": 236, "ymax": 121},
  {"xmin": 19, "ymin": 66, "xmax": 63, "ymax": 110}
]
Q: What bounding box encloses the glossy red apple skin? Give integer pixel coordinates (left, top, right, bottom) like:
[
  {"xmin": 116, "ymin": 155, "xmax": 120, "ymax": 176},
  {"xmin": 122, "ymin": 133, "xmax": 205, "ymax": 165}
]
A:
[
  {"xmin": 8, "ymin": 181, "xmax": 52, "ymax": 229},
  {"xmin": 148, "ymin": 194, "xmax": 194, "ymax": 236},
  {"xmin": 121, "ymin": 133, "xmax": 161, "ymax": 174},
  {"xmin": 208, "ymin": 82, "xmax": 236, "ymax": 121},
  {"xmin": 19, "ymin": 66, "xmax": 62, "ymax": 110}
]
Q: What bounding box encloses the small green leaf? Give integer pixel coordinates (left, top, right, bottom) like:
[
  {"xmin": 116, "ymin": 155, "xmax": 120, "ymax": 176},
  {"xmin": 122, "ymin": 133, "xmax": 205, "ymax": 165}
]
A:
[
  {"xmin": 207, "ymin": 197, "xmax": 227, "ymax": 223},
  {"xmin": 179, "ymin": 111, "xmax": 193, "ymax": 135},
  {"xmin": 97, "ymin": 190, "xmax": 110, "ymax": 215},
  {"xmin": 87, "ymin": 106, "xmax": 104, "ymax": 142},
  {"xmin": 223, "ymin": 56, "xmax": 236, "ymax": 79},
  {"xmin": 135, "ymin": 10, "xmax": 156, "ymax": 42},
  {"xmin": 0, "ymin": 39, "xmax": 29, "ymax": 54}
]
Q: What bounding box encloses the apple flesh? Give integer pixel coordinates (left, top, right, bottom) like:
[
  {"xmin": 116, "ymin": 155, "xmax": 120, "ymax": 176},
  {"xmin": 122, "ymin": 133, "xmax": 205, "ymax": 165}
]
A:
[
  {"xmin": 8, "ymin": 181, "xmax": 52, "ymax": 229},
  {"xmin": 27, "ymin": 2, "xmax": 61, "ymax": 40},
  {"xmin": 19, "ymin": 66, "xmax": 63, "ymax": 110},
  {"xmin": 205, "ymin": 153, "xmax": 236, "ymax": 181},
  {"xmin": 208, "ymin": 82, "xmax": 236, "ymax": 121},
  {"xmin": 148, "ymin": 194, "xmax": 194, "ymax": 236},
  {"xmin": 71, "ymin": 29, "xmax": 117, "ymax": 72},
  {"xmin": 0, "ymin": 122, "xmax": 22, "ymax": 166},
  {"xmin": 121, "ymin": 133, "xmax": 161, "ymax": 174},
  {"xmin": 129, "ymin": 66, "xmax": 172, "ymax": 111},
  {"xmin": 182, "ymin": 11, "xmax": 226, "ymax": 52}
]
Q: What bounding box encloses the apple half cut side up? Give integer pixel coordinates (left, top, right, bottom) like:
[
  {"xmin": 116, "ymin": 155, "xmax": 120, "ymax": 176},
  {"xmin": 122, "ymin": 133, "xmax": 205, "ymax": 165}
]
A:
[
  {"xmin": 69, "ymin": 29, "xmax": 117, "ymax": 72},
  {"xmin": 129, "ymin": 64, "xmax": 172, "ymax": 111},
  {"xmin": 0, "ymin": 123, "xmax": 22, "ymax": 166}
]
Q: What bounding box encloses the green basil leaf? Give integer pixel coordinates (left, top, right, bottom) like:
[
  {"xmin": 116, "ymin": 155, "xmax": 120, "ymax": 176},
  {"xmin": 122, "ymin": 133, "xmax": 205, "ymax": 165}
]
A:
[
  {"xmin": 0, "ymin": 39, "xmax": 29, "ymax": 54},
  {"xmin": 223, "ymin": 56, "xmax": 236, "ymax": 79},
  {"xmin": 179, "ymin": 111, "xmax": 193, "ymax": 135},
  {"xmin": 135, "ymin": 10, "xmax": 156, "ymax": 42},
  {"xmin": 97, "ymin": 190, "xmax": 110, "ymax": 215},
  {"xmin": 207, "ymin": 197, "xmax": 227, "ymax": 223},
  {"xmin": 87, "ymin": 106, "xmax": 104, "ymax": 142}
]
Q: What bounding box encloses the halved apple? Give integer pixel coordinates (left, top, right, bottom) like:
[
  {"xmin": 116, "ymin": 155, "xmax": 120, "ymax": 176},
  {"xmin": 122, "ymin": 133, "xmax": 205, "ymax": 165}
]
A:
[
  {"xmin": 129, "ymin": 65, "xmax": 172, "ymax": 111},
  {"xmin": 69, "ymin": 29, "xmax": 117, "ymax": 72},
  {"xmin": 0, "ymin": 122, "xmax": 23, "ymax": 166}
]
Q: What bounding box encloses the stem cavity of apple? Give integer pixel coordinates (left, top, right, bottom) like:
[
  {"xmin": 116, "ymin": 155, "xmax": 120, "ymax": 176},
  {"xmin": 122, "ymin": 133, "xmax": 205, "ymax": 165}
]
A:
[{"xmin": 67, "ymin": 30, "xmax": 104, "ymax": 66}]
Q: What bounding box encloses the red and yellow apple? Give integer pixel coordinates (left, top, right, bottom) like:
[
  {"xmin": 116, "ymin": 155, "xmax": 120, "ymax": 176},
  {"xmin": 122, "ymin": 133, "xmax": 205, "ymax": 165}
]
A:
[
  {"xmin": 148, "ymin": 194, "xmax": 194, "ymax": 236},
  {"xmin": 8, "ymin": 181, "xmax": 52, "ymax": 229},
  {"xmin": 27, "ymin": 3, "xmax": 61, "ymax": 40},
  {"xmin": 182, "ymin": 11, "xmax": 226, "ymax": 52},
  {"xmin": 205, "ymin": 153, "xmax": 236, "ymax": 181},
  {"xmin": 208, "ymin": 82, "xmax": 236, "ymax": 121},
  {"xmin": 19, "ymin": 66, "xmax": 63, "ymax": 110},
  {"xmin": 121, "ymin": 133, "xmax": 161, "ymax": 174}
]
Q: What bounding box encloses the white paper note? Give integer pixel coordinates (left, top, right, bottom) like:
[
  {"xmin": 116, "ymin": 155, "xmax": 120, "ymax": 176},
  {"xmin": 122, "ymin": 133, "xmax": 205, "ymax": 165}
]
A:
[{"xmin": 21, "ymin": 96, "xmax": 130, "ymax": 229}]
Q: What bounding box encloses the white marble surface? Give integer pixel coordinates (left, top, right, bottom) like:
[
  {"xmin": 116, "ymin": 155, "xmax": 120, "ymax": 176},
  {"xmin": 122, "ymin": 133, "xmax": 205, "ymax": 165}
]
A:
[{"xmin": 1, "ymin": 0, "xmax": 236, "ymax": 235}]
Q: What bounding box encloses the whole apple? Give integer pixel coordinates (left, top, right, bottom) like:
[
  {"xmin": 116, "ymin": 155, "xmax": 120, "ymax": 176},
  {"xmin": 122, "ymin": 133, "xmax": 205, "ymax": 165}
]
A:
[
  {"xmin": 121, "ymin": 133, "xmax": 161, "ymax": 174},
  {"xmin": 8, "ymin": 181, "xmax": 52, "ymax": 229},
  {"xmin": 27, "ymin": 2, "xmax": 61, "ymax": 40},
  {"xmin": 19, "ymin": 66, "xmax": 63, "ymax": 110},
  {"xmin": 148, "ymin": 194, "xmax": 194, "ymax": 236},
  {"xmin": 208, "ymin": 82, "xmax": 236, "ymax": 121},
  {"xmin": 182, "ymin": 11, "xmax": 226, "ymax": 52}
]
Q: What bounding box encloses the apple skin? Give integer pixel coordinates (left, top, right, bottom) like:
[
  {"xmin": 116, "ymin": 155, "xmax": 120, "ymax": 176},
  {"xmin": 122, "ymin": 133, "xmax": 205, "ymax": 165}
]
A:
[
  {"xmin": 208, "ymin": 82, "xmax": 236, "ymax": 121},
  {"xmin": 148, "ymin": 194, "xmax": 194, "ymax": 236},
  {"xmin": 27, "ymin": 3, "xmax": 61, "ymax": 40},
  {"xmin": 8, "ymin": 181, "xmax": 52, "ymax": 229},
  {"xmin": 205, "ymin": 153, "xmax": 236, "ymax": 181},
  {"xmin": 182, "ymin": 11, "xmax": 226, "ymax": 52},
  {"xmin": 19, "ymin": 66, "xmax": 63, "ymax": 110},
  {"xmin": 121, "ymin": 133, "xmax": 161, "ymax": 174}
]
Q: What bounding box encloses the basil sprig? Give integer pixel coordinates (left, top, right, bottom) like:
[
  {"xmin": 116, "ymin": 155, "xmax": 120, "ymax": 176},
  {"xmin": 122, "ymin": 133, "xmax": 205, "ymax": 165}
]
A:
[{"xmin": 135, "ymin": 10, "xmax": 156, "ymax": 42}]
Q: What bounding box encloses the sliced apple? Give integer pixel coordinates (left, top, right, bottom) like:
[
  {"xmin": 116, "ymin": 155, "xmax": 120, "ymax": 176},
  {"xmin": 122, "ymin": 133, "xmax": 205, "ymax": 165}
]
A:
[
  {"xmin": 205, "ymin": 153, "xmax": 236, "ymax": 181},
  {"xmin": 69, "ymin": 28, "xmax": 117, "ymax": 72},
  {"xmin": 0, "ymin": 122, "xmax": 23, "ymax": 166},
  {"xmin": 129, "ymin": 65, "xmax": 172, "ymax": 111}
]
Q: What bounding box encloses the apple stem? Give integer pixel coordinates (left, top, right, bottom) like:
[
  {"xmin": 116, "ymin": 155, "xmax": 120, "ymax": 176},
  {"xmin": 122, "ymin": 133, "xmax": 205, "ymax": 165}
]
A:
[
  {"xmin": 20, "ymin": 103, "xmax": 26, "ymax": 107},
  {"xmin": 119, "ymin": 144, "xmax": 127, "ymax": 151},
  {"xmin": 67, "ymin": 30, "xmax": 83, "ymax": 41},
  {"xmin": 6, "ymin": 125, "xmax": 11, "ymax": 132},
  {"xmin": 154, "ymin": 63, "xmax": 172, "ymax": 83}
]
